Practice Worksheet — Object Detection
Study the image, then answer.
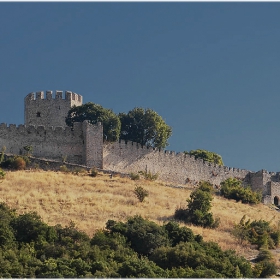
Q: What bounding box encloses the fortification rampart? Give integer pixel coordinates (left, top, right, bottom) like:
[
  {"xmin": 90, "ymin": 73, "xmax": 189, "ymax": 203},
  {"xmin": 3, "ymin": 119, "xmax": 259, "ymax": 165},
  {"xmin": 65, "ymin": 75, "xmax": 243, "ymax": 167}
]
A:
[
  {"xmin": 0, "ymin": 121, "xmax": 103, "ymax": 167},
  {"xmin": 103, "ymin": 140, "xmax": 250, "ymax": 185},
  {"xmin": 24, "ymin": 90, "xmax": 83, "ymax": 127},
  {"xmin": 2, "ymin": 90, "xmax": 280, "ymax": 205}
]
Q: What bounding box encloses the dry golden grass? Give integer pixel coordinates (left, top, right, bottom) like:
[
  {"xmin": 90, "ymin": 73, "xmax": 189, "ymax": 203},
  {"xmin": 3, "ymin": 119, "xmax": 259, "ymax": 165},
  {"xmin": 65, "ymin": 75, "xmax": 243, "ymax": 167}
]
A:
[{"xmin": 0, "ymin": 169, "xmax": 279, "ymax": 262}]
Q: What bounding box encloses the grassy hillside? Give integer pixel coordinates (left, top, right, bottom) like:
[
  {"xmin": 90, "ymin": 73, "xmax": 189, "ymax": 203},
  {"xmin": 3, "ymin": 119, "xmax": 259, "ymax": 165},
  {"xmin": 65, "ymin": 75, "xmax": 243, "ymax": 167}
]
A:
[{"xmin": 0, "ymin": 169, "xmax": 279, "ymax": 264}]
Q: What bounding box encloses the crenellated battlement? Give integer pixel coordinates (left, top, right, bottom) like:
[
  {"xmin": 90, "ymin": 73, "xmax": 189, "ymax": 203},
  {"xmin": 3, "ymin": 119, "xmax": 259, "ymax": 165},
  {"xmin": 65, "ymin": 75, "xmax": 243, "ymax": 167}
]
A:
[
  {"xmin": 0, "ymin": 122, "xmax": 85, "ymax": 138},
  {"xmin": 1, "ymin": 91, "xmax": 279, "ymax": 205},
  {"xmin": 24, "ymin": 90, "xmax": 83, "ymax": 128},
  {"xmin": 25, "ymin": 90, "xmax": 83, "ymax": 103},
  {"xmin": 103, "ymin": 138, "xmax": 251, "ymax": 184},
  {"xmin": 0, "ymin": 119, "xmax": 103, "ymax": 167}
]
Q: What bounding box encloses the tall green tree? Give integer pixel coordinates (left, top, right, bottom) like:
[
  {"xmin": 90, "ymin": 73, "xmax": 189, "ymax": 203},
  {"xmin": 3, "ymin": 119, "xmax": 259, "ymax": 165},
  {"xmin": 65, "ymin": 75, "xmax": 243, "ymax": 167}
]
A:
[
  {"xmin": 184, "ymin": 149, "xmax": 224, "ymax": 166},
  {"xmin": 175, "ymin": 181, "xmax": 219, "ymax": 228},
  {"xmin": 119, "ymin": 108, "xmax": 172, "ymax": 149},
  {"xmin": 65, "ymin": 102, "xmax": 121, "ymax": 142}
]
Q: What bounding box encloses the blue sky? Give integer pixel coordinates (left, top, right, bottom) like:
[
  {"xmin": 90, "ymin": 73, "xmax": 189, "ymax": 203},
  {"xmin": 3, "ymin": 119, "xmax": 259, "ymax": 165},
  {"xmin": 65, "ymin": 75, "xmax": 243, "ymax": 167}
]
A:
[{"xmin": 1, "ymin": 2, "xmax": 280, "ymax": 172}]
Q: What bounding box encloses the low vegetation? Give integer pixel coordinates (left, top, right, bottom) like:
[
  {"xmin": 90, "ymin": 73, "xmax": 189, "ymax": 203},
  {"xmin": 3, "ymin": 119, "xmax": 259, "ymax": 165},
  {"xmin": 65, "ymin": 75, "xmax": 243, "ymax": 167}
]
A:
[
  {"xmin": 0, "ymin": 167, "xmax": 279, "ymax": 277},
  {"xmin": 184, "ymin": 149, "xmax": 224, "ymax": 166},
  {"xmin": 0, "ymin": 204, "xmax": 271, "ymax": 278},
  {"xmin": 0, "ymin": 155, "xmax": 30, "ymax": 170},
  {"xmin": 134, "ymin": 186, "xmax": 149, "ymax": 202},
  {"xmin": 220, "ymin": 178, "xmax": 262, "ymax": 204},
  {"xmin": 174, "ymin": 181, "xmax": 220, "ymax": 228},
  {"xmin": 139, "ymin": 170, "xmax": 158, "ymax": 181},
  {"xmin": 232, "ymin": 215, "xmax": 280, "ymax": 249},
  {"xmin": 0, "ymin": 168, "xmax": 5, "ymax": 179}
]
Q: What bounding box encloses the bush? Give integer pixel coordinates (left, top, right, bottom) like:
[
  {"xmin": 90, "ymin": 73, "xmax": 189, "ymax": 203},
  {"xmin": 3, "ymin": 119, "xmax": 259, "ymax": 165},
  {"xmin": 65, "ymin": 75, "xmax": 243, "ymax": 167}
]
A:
[
  {"xmin": 0, "ymin": 156, "xmax": 29, "ymax": 170},
  {"xmin": 232, "ymin": 215, "xmax": 280, "ymax": 249},
  {"xmin": 0, "ymin": 168, "xmax": 5, "ymax": 179},
  {"xmin": 59, "ymin": 165, "xmax": 69, "ymax": 173},
  {"xmin": 0, "ymin": 146, "xmax": 5, "ymax": 164},
  {"xmin": 129, "ymin": 173, "xmax": 140, "ymax": 180},
  {"xmin": 106, "ymin": 215, "xmax": 169, "ymax": 256},
  {"xmin": 163, "ymin": 221, "xmax": 195, "ymax": 246},
  {"xmin": 134, "ymin": 186, "xmax": 148, "ymax": 202},
  {"xmin": 139, "ymin": 170, "xmax": 158, "ymax": 181},
  {"xmin": 253, "ymin": 260, "xmax": 277, "ymax": 278},
  {"xmin": 12, "ymin": 157, "xmax": 26, "ymax": 170},
  {"xmin": 220, "ymin": 178, "xmax": 261, "ymax": 204},
  {"xmin": 72, "ymin": 168, "xmax": 87, "ymax": 175},
  {"xmin": 23, "ymin": 145, "xmax": 33, "ymax": 156},
  {"xmin": 255, "ymin": 248, "xmax": 273, "ymax": 262},
  {"xmin": 89, "ymin": 168, "xmax": 98, "ymax": 177},
  {"xmin": 174, "ymin": 181, "xmax": 219, "ymax": 228}
]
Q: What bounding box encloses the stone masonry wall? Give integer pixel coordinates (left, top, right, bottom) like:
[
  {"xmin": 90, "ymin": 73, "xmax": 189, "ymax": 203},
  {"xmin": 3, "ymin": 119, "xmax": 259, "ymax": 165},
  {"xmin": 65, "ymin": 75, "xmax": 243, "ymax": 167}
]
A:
[
  {"xmin": 269, "ymin": 182, "xmax": 280, "ymax": 205},
  {"xmin": 248, "ymin": 170, "xmax": 274, "ymax": 195},
  {"xmin": 82, "ymin": 121, "xmax": 103, "ymax": 168},
  {"xmin": 1, "ymin": 91, "xmax": 278, "ymax": 204},
  {"xmin": 24, "ymin": 90, "xmax": 83, "ymax": 127},
  {"xmin": 0, "ymin": 121, "xmax": 103, "ymax": 167},
  {"xmin": 103, "ymin": 140, "xmax": 250, "ymax": 186}
]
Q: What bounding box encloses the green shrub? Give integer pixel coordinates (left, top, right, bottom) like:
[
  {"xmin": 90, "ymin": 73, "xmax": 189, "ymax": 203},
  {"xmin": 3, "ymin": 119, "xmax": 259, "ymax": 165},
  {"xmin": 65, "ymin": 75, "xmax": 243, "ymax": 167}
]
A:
[
  {"xmin": 106, "ymin": 215, "xmax": 169, "ymax": 256},
  {"xmin": 23, "ymin": 145, "xmax": 33, "ymax": 156},
  {"xmin": 130, "ymin": 173, "xmax": 140, "ymax": 180},
  {"xmin": 174, "ymin": 181, "xmax": 219, "ymax": 228},
  {"xmin": 1, "ymin": 156, "xmax": 29, "ymax": 170},
  {"xmin": 220, "ymin": 178, "xmax": 261, "ymax": 204},
  {"xmin": 89, "ymin": 168, "xmax": 98, "ymax": 177},
  {"xmin": 253, "ymin": 260, "xmax": 277, "ymax": 278},
  {"xmin": 139, "ymin": 170, "xmax": 158, "ymax": 181},
  {"xmin": 72, "ymin": 168, "xmax": 87, "ymax": 175},
  {"xmin": 12, "ymin": 157, "xmax": 26, "ymax": 170},
  {"xmin": 232, "ymin": 215, "xmax": 280, "ymax": 249},
  {"xmin": 33, "ymin": 163, "xmax": 40, "ymax": 170},
  {"xmin": 0, "ymin": 168, "xmax": 5, "ymax": 179},
  {"xmin": 255, "ymin": 248, "xmax": 273, "ymax": 262},
  {"xmin": 0, "ymin": 146, "xmax": 5, "ymax": 164},
  {"xmin": 59, "ymin": 165, "xmax": 69, "ymax": 173},
  {"xmin": 134, "ymin": 186, "xmax": 149, "ymax": 202},
  {"xmin": 0, "ymin": 158, "xmax": 13, "ymax": 169},
  {"xmin": 163, "ymin": 221, "xmax": 195, "ymax": 246}
]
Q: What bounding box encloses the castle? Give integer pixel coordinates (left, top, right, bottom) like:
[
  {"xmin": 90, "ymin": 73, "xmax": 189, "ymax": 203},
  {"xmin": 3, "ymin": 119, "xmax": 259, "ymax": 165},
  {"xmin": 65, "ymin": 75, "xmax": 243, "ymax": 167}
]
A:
[{"xmin": 0, "ymin": 90, "xmax": 280, "ymax": 205}]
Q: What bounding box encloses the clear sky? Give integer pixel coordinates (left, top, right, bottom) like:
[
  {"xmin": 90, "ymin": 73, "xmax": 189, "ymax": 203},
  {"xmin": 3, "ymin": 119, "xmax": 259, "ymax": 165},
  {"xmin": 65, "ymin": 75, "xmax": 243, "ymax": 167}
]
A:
[{"xmin": 1, "ymin": 2, "xmax": 280, "ymax": 172}]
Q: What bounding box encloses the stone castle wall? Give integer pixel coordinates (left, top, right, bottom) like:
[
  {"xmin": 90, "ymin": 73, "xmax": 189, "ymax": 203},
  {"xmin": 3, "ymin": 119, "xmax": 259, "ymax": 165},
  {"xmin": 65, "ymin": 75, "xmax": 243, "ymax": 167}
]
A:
[
  {"xmin": 103, "ymin": 140, "xmax": 250, "ymax": 185},
  {"xmin": 270, "ymin": 182, "xmax": 280, "ymax": 204},
  {"xmin": 0, "ymin": 121, "xmax": 103, "ymax": 167},
  {"xmin": 1, "ymin": 90, "xmax": 279, "ymax": 205},
  {"xmin": 24, "ymin": 90, "xmax": 82, "ymax": 127}
]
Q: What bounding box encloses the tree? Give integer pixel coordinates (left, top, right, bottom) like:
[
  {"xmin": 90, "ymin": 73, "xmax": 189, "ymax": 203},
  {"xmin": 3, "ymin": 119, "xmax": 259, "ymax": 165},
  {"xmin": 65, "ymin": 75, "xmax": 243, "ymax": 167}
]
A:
[
  {"xmin": 65, "ymin": 102, "xmax": 121, "ymax": 142},
  {"xmin": 119, "ymin": 107, "xmax": 172, "ymax": 149},
  {"xmin": 220, "ymin": 178, "xmax": 262, "ymax": 204},
  {"xmin": 175, "ymin": 181, "xmax": 219, "ymax": 228},
  {"xmin": 106, "ymin": 215, "xmax": 169, "ymax": 256},
  {"xmin": 184, "ymin": 149, "xmax": 224, "ymax": 166}
]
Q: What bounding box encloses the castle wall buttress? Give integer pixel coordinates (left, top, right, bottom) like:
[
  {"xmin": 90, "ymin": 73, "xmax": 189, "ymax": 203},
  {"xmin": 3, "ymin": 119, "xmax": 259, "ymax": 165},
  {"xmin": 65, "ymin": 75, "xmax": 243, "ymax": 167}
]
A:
[{"xmin": 82, "ymin": 121, "xmax": 103, "ymax": 168}]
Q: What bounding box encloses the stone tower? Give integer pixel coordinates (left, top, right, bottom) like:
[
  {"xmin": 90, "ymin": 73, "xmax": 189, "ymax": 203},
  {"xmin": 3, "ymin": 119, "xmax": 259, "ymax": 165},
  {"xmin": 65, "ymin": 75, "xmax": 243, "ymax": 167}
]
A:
[{"xmin": 24, "ymin": 90, "xmax": 83, "ymax": 127}]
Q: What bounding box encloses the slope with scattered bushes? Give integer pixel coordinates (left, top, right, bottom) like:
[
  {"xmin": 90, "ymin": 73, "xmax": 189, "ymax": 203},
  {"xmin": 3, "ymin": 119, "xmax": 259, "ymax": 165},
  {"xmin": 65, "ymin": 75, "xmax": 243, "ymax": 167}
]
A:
[{"xmin": 0, "ymin": 168, "xmax": 279, "ymax": 277}]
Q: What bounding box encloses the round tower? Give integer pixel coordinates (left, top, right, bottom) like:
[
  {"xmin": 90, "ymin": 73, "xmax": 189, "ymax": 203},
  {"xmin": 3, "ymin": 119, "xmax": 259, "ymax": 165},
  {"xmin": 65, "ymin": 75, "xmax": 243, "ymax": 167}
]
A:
[{"xmin": 24, "ymin": 90, "xmax": 83, "ymax": 127}]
